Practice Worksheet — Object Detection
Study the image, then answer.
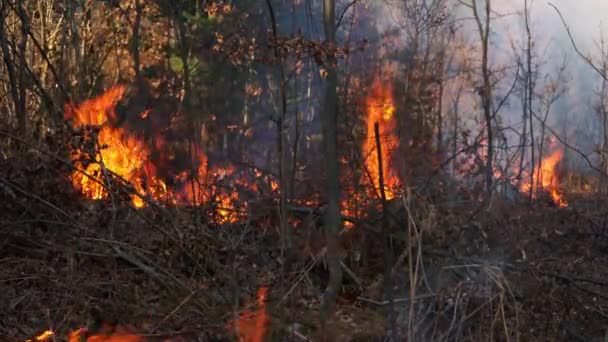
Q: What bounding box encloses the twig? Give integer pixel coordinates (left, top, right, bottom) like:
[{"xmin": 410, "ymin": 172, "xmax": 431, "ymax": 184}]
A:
[
  {"xmin": 549, "ymin": 3, "xmax": 608, "ymax": 81},
  {"xmin": 340, "ymin": 261, "xmax": 363, "ymax": 289},
  {"xmin": 336, "ymin": 0, "xmax": 358, "ymax": 29},
  {"xmin": 162, "ymin": 291, "xmax": 198, "ymax": 322},
  {"xmin": 0, "ymin": 177, "xmax": 75, "ymax": 224},
  {"xmin": 278, "ymin": 247, "xmax": 326, "ymax": 305},
  {"xmin": 358, "ymin": 293, "xmax": 436, "ymax": 306}
]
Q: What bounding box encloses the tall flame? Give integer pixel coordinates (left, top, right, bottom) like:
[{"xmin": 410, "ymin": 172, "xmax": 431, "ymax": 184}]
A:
[
  {"xmin": 363, "ymin": 75, "xmax": 399, "ymax": 199},
  {"xmin": 65, "ymin": 85, "xmax": 262, "ymax": 222},
  {"xmin": 520, "ymin": 146, "xmax": 567, "ymax": 208},
  {"xmin": 66, "ymin": 85, "xmax": 155, "ymax": 208},
  {"xmin": 339, "ymin": 74, "xmax": 401, "ymax": 229}
]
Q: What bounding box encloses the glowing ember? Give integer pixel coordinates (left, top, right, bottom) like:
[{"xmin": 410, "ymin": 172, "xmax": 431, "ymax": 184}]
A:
[
  {"xmin": 68, "ymin": 327, "xmax": 142, "ymax": 342},
  {"xmin": 232, "ymin": 287, "xmax": 269, "ymax": 342},
  {"xmin": 363, "ymin": 75, "xmax": 399, "ymax": 199},
  {"xmin": 27, "ymin": 327, "xmax": 142, "ymax": 342},
  {"xmin": 26, "ymin": 330, "xmax": 54, "ymax": 342},
  {"xmin": 520, "ymin": 146, "xmax": 567, "ymax": 208}
]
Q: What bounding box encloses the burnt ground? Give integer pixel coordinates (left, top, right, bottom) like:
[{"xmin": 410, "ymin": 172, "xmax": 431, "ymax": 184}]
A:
[{"xmin": 2, "ymin": 141, "xmax": 608, "ymax": 341}]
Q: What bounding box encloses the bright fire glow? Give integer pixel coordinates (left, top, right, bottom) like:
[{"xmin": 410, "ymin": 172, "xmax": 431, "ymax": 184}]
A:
[
  {"xmin": 232, "ymin": 287, "xmax": 269, "ymax": 342},
  {"xmin": 67, "ymin": 327, "xmax": 142, "ymax": 342},
  {"xmin": 26, "ymin": 330, "xmax": 54, "ymax": 342},
  {"xmin": 27, "ymin": 327, "xmax": 142, "ymax": 342},
  {"xmin": 66, "ymin": 85, "xmax": 157, "ymax": 208},
  {"xmin": 363, "ymin": 75, "xmax": 399, "ymax": 200},
  {"xmin": 520, "ymin": 146, "xmax": 567, "ymax": 208},
  {"xmin": 66, "ymin": 85, "xmax": 264, "ymax": 223},
  {"xmin": 338, "ymin": 74, "xmax": 402, "ymax": 229}
]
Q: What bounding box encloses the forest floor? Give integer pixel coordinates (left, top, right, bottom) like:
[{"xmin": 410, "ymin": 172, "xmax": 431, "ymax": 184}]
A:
[{"xmin": 2, "ymin": 139, "xmax": 608, "ymax": 341}]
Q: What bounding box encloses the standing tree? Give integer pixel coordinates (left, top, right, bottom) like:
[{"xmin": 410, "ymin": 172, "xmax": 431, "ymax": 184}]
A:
[
  {"xmin": 461, "ymin": 0, "xmax": 494, "ymax": 198},
  {"xmin": 320, "ymin": 0, "xmax": 343, "ymax": 326},
  {"xmin": 593, "ymin": 32, "xmax": 608, "ymax": 192}
]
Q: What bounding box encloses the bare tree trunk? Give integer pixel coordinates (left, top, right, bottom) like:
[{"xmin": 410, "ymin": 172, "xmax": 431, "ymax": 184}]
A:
[
  {"xmin": 131, "ymin": 0, "xmax": 143, "ymax": 88},
  {"xmin": 598, "ymin": 49, "xmax": 608, "ymax": 192},
  {"xmin": 437, "ymin": 81, "xmax": 444, "ymax": 155},
  {"xmin": 16, "ymin": 1, "xmax": 29, "ymax": 135},
  {"xmin": 471, "ymin": 0, "xmax": 494, "ymax": 197},
  {"xmin": 174, "ymin": 8, "xmax": 191, "ymax": 110},
  {"xmin": 374, "ymin": 123, "xmax": 397, "ymax": 340},
  {"xmin": 524, "ymin": 0, "xmax": 536, "ymax": 199},
  {"xmin": 320, "ymin": 0, "xmax": 343, "ymax": 325},
  {"xmin": 0, "ymin": 3, "xmax": 21, "ymax": 132},
  {"xmin": 603, "ymin": 74, "xmax": 608, "ymax": 192},
  {"xmin": 516, "ymin": 62, "xmax": 527, "ymax": 184},
  {"xmin": 451, "ymin": 85, "xmax": 462, "ymax": 177},
  {"xmin": 265, "ymin": 0, "xmax": 293, "ymax": 267}
]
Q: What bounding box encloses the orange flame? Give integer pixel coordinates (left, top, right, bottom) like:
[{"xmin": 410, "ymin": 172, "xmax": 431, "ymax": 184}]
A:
[
  {"xmin": 27, "ymin": 326, "xmax": 143, "ymax": 342},
  {"xmin": 363, "ymin": 75, "xmax": 399, "ymax": 200},
  {"xmin": 337, "ymin": 74, "xmax": 402, "ymax": 229},
  {"xmin": 26, "ymin": 330, "xmax": 54, "ymax": 342},
  {"xmin": 520, "ymin": 147, "xmax": 567, "ymax": 208},
  {"xmin": 232, "ymin": 287, "xmax": 269, "ymax": 342},
  {"xmin": 66, "ymin": 85, "xmax": 157, "ymax": 208},
  {"xmin": 66, "ymin": 85, "xmax": 267, "ymax": 222},
  {"xmin": 67, "ymin": 327, "xmax": 142, "ymax": 342}
]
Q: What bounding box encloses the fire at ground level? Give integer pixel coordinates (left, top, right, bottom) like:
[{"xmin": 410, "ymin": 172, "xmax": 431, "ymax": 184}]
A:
[
  {"xmin": 7, "ymin": 193, "xmax": 608, "ymax": 341},
  {"xmin": 2, "ymin": 84, "xmax": 587, "ymax": 341},
  {"xmin": 63, "ymin": 83, "xmax": 568, "ymax": 228},
  {"xmin": 2, "ymin": 137, "xmax": 606, "ymax": 341}
]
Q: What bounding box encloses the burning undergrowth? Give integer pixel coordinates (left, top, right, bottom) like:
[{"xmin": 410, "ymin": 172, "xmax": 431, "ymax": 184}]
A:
[
  {"xmin": 3, "ymin": 121, "xmax": 608, "ymax": 341},
  {"xmin": 64, "ymin": 84, "xmax": 285, "ymax": 224},
  {"xmin": 0, "ymin": 143, "xmax": 277, "ymax": 341},
  {"xmin": 0, "ymin": 76, "xmax": 587, "ymax": 341},
  {"xmin": 62, "ymin": 79, "xmax": 407, "ymax": 230}
]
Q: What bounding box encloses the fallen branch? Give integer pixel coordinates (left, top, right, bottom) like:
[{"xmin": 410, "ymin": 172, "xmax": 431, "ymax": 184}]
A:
[{"xmin": 357, "ymin": 293, "xmax": 436, "ymax": 306}]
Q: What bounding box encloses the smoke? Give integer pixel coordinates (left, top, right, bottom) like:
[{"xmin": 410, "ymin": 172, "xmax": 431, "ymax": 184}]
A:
[
  {"xmin": 492, "ymin": 0, "xmax": 608, "ymax": 168},
  {"xmin": 242, "ymin": 0, "xmax": 608, "ymax": 175}
]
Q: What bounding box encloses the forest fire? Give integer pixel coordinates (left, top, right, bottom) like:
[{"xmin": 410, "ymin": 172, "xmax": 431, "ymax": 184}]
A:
[
  {"xmin": 28, "ymin": 288, "xmax": 269, "ymax": 342},
  {"xmin": 520, "ymin": 145, "xmax": 568, "ymax": 208},
  {"xmin": 231, "ymin": 287, "xmax": 269, "ymax": 342},
  {"xmin": 28, "ymin": 326, "xmax": 142, "ymax": 342},
  {"xmin": 65, "ymin": 80, "xmax": 404, "ymax": 227},
  {"xmin": 65, "ymin": 85, "xmax": 151, "ymax": 206},
  {"xmin": 362, "ymin": 75, "xmax": 400, "ymax": 200},
  {"xmin": 65, "ymin": 85, "xmax": 259, "ymax": 222},
  {"xmin": 338, "ymin": 75, "xmax": 402, "ymax": 228},
  {"xmin": 67, "ymin": 327, "xmax": 142, "ymax": 342}
]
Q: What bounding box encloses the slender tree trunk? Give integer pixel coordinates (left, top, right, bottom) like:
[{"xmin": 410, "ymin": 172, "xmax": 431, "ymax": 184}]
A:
[
  {"xmin": 517, "ymin": 66, "xmax": 527, "ymax": 183},
  {"xmin": 265, "ymin": 0, "xmax": 293, "ymax": 264},
  {"xmin": 436, "ymin": 78, "xmax": 444, "ymax": 156},
  {"xmin": 603, "ymin": 89, "xmax": 608, "ymax": 193},
  {"xmin": 175, "ymin": 12, "xmax": 191, "ymax": 110},
  {"xmin": 472, "ymin": 0, "xmax": 494, "ymax": 197},
  {"xmin": 524, "ymin": 0, "xmax": 535, "ymax": 199},
  {"xmin": 131, "ymin": 0, "xmax": 143, "ymax": 88},
  {"xmin": 375, "ymin": 123, "xmax": 397, "ymax": 340},
  {"xmin": 0, "ymin": 4, "xmax": 21, "ymax": 133},
  {"xmin": 320, "ymin": 0, "xmax": 343, "ymax": 324},
  {"xmin": 16, "ymin": 1, "xmax": 29, "ymax": 135},
  {"xmin": 600, "ymin": 63, "xmax": 608, "ymax": 192}
]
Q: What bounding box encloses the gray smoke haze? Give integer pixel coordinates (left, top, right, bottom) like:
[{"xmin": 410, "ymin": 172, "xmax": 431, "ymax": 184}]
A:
[
  {"xmin": 375, "ymin": 0, "xmax": 608, "ymax": 167},
  {"xmin": 492, "ymin": 0, "xmax": 608, "ymax": 165}
]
